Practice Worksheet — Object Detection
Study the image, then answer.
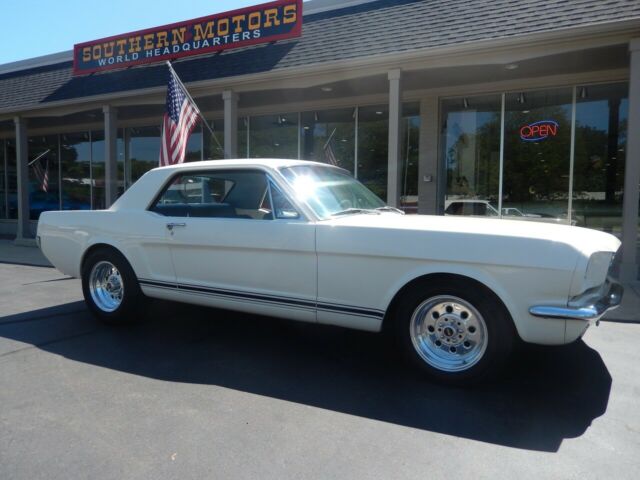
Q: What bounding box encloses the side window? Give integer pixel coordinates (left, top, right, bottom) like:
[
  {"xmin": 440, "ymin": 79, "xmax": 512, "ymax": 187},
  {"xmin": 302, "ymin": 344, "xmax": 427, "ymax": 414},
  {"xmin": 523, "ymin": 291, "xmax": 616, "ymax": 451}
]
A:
[
  {"xmin": 270, "ymin": 181, "xmax": 300, "ymax": 219},
  {"xmin": 151, "ymin": 170, "xmax": 275, "ymax": 220},
  {"xmin": 156, "ymin": 175, "xmax": 233, "ymax": 206}
]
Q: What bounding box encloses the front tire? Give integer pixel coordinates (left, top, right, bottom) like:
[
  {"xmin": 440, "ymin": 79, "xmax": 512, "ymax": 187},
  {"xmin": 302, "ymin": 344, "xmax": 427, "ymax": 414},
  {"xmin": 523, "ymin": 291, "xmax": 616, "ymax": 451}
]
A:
[
  {"xmin": 393, "ymin": 277, "xmax": 516, "ymax": 385},
  {"xmin": 81, "ymin": 248, "xmax": 144, "ymax": 325}
]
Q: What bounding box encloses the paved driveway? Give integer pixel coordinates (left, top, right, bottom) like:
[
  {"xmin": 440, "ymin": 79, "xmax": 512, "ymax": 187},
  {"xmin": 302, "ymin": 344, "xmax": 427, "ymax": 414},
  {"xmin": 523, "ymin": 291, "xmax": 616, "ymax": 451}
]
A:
[{"xmin": 1, "ymin": 263, "xmax": 639, "ymax": 479}]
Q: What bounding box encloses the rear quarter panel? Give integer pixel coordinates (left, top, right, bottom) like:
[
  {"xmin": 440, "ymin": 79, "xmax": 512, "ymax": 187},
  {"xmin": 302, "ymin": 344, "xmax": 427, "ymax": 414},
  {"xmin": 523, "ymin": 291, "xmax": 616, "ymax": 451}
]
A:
[{"xmin": 37, "ymin": 209, "xmax": 174, "ymax": 285}]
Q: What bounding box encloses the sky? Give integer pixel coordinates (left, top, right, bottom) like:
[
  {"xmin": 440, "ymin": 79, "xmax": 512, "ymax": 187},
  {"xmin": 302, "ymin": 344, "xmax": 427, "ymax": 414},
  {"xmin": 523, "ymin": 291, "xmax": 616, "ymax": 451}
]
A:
[{"xmin": 2, "ymin": 0, "xmax": 304, "ymax": 65}]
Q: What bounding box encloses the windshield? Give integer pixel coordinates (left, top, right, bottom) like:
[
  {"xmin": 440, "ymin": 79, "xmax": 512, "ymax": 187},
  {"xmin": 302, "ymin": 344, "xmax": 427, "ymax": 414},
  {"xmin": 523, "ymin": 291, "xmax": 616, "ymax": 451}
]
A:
[{"xmin": 280, "ymin": 165, "xmax": 386, "ymax": 219}]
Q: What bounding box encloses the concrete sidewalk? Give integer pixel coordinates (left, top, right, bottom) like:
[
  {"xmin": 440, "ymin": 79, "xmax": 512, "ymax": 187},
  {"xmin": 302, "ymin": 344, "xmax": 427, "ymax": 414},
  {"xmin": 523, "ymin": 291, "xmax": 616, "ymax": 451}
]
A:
[
  {"xmin": 0, "ymin": 239, "xmax": 637, "ymax": 322},
  {"xmin": 0, "ymin": 239, "xmax": 52, "ymax": 268}
]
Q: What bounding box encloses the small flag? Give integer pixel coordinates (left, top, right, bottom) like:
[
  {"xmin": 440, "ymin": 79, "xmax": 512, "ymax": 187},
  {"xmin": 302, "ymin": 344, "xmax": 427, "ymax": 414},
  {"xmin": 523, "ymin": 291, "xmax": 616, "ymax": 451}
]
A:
[
  {"xmin": 32, "ymin": 157, "xmax": 49, "ymax": 192},
  {"xmin": 159, "ymin": 67, "xmax": 200, "ymax": 166}
]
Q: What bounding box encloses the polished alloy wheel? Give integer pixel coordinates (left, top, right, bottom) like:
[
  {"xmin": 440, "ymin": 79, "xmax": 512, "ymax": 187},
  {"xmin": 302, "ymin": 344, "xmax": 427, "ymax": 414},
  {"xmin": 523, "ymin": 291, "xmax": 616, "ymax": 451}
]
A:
[
  {"xmin": 89, "ymin": 261, "xmax": 124, "ymax": 312},
  {"xmin": 409, "ymin": 295, "xmax": 488, "ymax": 372}
]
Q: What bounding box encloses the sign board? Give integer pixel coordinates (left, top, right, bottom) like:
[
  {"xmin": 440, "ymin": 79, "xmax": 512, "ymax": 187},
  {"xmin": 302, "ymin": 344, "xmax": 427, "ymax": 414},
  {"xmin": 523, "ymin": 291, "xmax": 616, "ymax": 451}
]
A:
[
  {"xmin": 520, "ymin": 120, "xmax": 559, "ymax": 142},
  {"xmin": 73, "ymin": 0, "xmax": 302, "ymax": 75}
]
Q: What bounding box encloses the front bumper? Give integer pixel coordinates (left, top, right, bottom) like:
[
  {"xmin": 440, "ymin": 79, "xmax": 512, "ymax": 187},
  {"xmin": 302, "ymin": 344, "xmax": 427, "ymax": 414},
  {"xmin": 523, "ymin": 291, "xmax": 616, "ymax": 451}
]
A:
[{"xmin": 529, "ymin": 279, "xmax": 624, "ymax": 322}]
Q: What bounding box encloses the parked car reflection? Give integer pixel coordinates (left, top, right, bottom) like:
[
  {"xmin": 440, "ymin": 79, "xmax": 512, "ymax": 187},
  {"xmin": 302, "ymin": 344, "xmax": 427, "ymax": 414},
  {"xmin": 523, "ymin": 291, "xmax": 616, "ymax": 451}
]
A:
[{"xmin": 444, "ymin": 199, "xmax": 577, "ymax": 225}]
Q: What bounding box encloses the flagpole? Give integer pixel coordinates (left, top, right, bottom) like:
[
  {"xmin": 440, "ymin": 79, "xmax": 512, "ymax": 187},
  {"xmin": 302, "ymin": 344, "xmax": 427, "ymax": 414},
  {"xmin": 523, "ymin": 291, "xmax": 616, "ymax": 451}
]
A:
[
  {"xmin": 166, "ymin": 61, "xmax": 223, "ymax": 154},
  {"xmin": 323, "ymin": 128, "xmax": 337, "ymax": 150},
  {"xmin": 28, "ymin": 149, "xmax": 51, "ymax": 166}
]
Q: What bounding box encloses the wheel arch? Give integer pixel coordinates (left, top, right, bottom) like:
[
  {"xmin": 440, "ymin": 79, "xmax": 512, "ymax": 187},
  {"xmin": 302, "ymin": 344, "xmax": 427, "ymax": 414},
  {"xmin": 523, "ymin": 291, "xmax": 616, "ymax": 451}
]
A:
[
  {"xmin": 381, "ymin": 272, "xmax": 520, "ymax": 340},
  {"xmin": 80, "ymin": 242, "xmax": 130, "ymax": 276}
]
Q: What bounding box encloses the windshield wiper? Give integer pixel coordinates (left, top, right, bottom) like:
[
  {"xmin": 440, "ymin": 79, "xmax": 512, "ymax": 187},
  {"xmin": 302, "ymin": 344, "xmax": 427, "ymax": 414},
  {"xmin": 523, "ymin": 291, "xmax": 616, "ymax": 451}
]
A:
[
  {"xmin": 332, "ymin": 208, "xmax": 381, "ymax": 216},
  {"xmin": 375, "ymin": 206, "xmax": 405, "ymax": 214}
]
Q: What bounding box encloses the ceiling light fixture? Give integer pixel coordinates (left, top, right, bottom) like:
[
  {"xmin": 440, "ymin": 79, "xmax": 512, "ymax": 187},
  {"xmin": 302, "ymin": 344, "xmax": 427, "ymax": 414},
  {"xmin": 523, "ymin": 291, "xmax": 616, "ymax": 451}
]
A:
[
  {"xmin": 580, "ymin": 87, "xmax": 588, "ymax": 99},
  {"xmin": 518, "ymin": 92, "xmax": 526, "ymax": 104},
  {"xmin": 505, "ymin": 63, "xmax": 519, "ymax": 70},
  {"xmin": 463, "ymin": 98, "xmax": 469, "ymax": 109},
  {"xmin": 321, "ymin": 86, "xmax": 333, "ymax": 92}
]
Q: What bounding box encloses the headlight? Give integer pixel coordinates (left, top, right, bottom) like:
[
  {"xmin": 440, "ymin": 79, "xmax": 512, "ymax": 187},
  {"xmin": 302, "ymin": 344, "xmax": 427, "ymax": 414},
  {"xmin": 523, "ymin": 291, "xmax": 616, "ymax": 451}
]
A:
[{"xmin": 583, "ymin": 252, "xmax": 614, "ymax": 291}]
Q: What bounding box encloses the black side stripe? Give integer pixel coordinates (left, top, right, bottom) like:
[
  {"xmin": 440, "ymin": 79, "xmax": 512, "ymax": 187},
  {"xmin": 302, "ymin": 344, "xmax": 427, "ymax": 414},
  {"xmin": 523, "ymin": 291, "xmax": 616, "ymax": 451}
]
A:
[{"xmin": 138, "ymin": 278, "xmax": 385, "ymax": 319}]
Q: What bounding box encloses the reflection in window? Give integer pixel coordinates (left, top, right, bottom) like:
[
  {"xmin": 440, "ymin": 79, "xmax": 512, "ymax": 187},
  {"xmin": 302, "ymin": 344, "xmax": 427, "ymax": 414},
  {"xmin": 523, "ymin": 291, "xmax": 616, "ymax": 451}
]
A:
[
  {"xmin": 503, "ymin": 88, "xmax": 573, "ymax": 223},
  {"xmin": 442, "ymin": 95, "xmax": 501, "ymax": 215},
  {"xmin": 185, "ymin": 124, "xmax": 202, "ymax": 162},
  {"xmin": 128, "ymin": 126, "xmax": 161, "ymax": 185},
  {"xmin": 203, "ymin": 119, "xmax": 225, "ymax": 160},
  {"xmin": 573, "ymin": 83, "xmax": 628, "ymax": 233},
  {"xmin": 238, "ymin": 117, "xmax": 248, "ymax": 158},
  {"xmin": 60, "ymin": 132, "xmax": 91, "ymax": 211},
  {"xmin": 401, "ymin": 103, "xmax": 420, "ymax": 213},
  {"xmin": 249, "ymin": 113, "xmax": 298, "ymax": 159},
  {"xmin": 91, "ymin": 131, "xmax": 107, "ymax": 208},
  {"xmin": 6, "ymin": 139, "xmax": 17, "ymax": 219},
  {"xmin": 28, "ymin": 135, "xmax": 59, "ymax": 220},
  {"xmin": 301, "ymin": 108, "xmax": 354, "ymax": 173},
  {"xmin": 358, "ymin": 106, "xmax": 388, "ymax": 200},
  {"xmin": 0, "ymin": 140, "xmax": 5, "ymax": 218}
]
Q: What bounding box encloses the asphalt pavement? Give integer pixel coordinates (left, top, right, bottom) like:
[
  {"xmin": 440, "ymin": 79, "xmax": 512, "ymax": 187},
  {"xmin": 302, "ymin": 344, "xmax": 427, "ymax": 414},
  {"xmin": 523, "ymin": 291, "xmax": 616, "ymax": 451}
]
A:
[{"xmin": 1, "ymin": 262, "xmax": 639, "ymax": 479}]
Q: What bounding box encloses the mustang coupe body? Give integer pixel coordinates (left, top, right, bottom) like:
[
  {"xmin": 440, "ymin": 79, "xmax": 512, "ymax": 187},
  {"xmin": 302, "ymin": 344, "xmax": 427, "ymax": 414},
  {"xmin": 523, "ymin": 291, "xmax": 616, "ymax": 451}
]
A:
[{"xmin": 37, "ymin": 159, "xmax": 623, "ymax": 383}]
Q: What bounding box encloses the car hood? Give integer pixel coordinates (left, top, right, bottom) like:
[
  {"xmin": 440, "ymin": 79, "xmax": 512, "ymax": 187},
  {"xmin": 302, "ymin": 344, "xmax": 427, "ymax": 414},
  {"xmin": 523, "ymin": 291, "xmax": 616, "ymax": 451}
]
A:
[{"xmin": 320, "ymin": 213, "xmax": 620, "ymax": 268}]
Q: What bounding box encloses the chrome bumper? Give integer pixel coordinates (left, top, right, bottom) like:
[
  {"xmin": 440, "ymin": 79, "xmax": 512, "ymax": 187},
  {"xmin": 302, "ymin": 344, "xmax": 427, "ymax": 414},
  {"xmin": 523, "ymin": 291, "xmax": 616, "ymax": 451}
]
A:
[{"xmin": 529, "ymin": 279, "xmax": 624, "ymax": 321}]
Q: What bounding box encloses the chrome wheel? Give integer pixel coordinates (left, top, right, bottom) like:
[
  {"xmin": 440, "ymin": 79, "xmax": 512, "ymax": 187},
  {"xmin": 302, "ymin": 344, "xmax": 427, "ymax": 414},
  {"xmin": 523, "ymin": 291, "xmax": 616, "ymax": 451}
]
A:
[
  {"xmin": 89, "ymin": 261, "xmax": 124, "ymax": 312},
  {"xmin": 409, "ymin": 295, "xmax": 488, "ymax": 372}
]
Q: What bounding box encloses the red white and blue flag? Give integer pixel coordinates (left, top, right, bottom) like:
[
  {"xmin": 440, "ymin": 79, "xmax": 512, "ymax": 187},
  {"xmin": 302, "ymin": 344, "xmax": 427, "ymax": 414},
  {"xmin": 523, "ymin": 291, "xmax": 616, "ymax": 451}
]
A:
[
  {"xmin": 159, "ymin": 67, "xmax": 200, "ymax": 166},
  {"xmin": 30, "ymin": 150, "xmax": 50, "ymax": 192}
]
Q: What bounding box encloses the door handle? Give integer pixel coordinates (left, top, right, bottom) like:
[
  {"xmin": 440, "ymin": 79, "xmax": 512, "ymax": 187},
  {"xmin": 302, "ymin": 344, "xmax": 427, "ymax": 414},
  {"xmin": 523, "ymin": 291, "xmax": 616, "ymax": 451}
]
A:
[{"xmin": 166, "ymin": 222, "xmax": 187, "ymax": 231}]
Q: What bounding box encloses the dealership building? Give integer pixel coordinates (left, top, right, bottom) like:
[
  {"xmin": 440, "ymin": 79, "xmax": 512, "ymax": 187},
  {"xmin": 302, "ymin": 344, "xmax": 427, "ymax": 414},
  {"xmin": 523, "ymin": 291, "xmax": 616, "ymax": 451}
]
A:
[{"xmin": 0, "ymin": 0, "xmax": 639, "ymax": 280}]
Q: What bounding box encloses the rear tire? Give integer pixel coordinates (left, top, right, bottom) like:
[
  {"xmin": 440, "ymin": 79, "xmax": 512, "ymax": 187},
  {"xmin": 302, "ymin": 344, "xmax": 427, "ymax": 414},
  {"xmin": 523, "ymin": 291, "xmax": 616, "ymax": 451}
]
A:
[
  {"xmin": 81, "ymin": 248, "xmax": 144, "ymax": 325},
  {"xmin": 393, "ymin": 277, "xmax": 516, "ymax": 386}
]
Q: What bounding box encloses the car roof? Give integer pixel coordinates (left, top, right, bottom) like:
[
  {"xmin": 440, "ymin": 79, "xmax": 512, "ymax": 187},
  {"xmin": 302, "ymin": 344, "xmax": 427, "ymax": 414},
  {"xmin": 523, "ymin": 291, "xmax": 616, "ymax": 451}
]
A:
[{"xmin": 154, "ymin": 158, "xmax": 332, "ymax": 172}]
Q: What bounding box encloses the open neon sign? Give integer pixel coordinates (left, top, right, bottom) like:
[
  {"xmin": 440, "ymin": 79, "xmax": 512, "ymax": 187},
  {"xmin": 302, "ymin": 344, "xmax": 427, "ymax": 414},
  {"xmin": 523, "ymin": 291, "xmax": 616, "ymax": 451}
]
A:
[{"xmin": 520, "ymin": 120, "xmax": 559, "ymax": 142}]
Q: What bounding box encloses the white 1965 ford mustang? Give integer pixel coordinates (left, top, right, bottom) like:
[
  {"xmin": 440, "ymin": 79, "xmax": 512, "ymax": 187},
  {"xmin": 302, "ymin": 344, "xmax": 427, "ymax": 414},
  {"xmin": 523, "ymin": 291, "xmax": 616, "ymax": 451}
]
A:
[{"xmin": 37, "ymin": 159, "xmax": 623, "ymax": 384}]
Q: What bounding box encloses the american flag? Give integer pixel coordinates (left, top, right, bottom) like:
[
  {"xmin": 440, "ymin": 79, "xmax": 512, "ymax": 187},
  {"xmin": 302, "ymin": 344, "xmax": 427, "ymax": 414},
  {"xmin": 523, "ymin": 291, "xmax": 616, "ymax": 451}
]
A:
[
  {"xmin": 159, "ymin": 67, "xmax": 200, "ymax": 166},
  {"xmin": 31, "ymin": 154, "xmax": 49, "ymax": 192}
]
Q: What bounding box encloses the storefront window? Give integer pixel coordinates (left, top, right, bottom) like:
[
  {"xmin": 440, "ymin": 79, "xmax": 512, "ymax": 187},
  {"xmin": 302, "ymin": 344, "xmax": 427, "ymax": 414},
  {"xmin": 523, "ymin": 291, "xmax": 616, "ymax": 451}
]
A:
[
  {"xmin": 442, "ymin": 95, "xmax": 502, "ymax": 215},
  {"xmin": 28, "ymin": 135, "xmax": 59, "ymax": 220},
  {"xmin": 401, "ymin": 103, "xmax": 420, "ymax": 213},
  {"xmin": 300, "ymin": 108, "xmax": 355, "ymax": 173},
  {"xmin": 60, "ymin": 132, "xmax": 91, "ymax": 211},
  {"xmin": 6, "ymin": 139, "xmax": 16, "ymax": 219},
  {"xmin": 573, "ymin": 83, "xmax": 628, "ymax": 233},
  {"xmin": 503, "ymin": 88, "xmax": 573, "ymax": 222},
  {"xmin": 248, "ymin": 113, "xmax": 298, "ymax": 159},
  {"xmin": 185, "ymin": 124, "xmax": 202, "ymax": 162},
  {"xmin": 0, "ymin": 140, "xmax": 6, "ymax": 218},
  {"xmin": 203, "ymin": 119, "xmax": 225, "ymax": 160},
  {"xmin": 128, "ymin": 126, "xmax": 161, "ymax": 185},
  {"xmin": 238, "ymin": 117, "xmax": 248, "ymax": 158},
  {"xmin": 441, "ymin": 84, "xmax": 627, "ymax": 232},
  {"xmin": 358, "ymin": 105, "xmax": 388, "ymax": 200},
  {"xmin": 90, "ymin": 131, "xmax": 106, "ymax": 208}
]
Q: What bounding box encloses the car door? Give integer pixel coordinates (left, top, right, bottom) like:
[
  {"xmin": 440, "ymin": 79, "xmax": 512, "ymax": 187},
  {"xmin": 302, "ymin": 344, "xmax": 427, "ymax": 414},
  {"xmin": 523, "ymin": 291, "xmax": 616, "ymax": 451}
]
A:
[{"xmin": 150, "ymin": 168, "xmax": 317, "ymax": 323}]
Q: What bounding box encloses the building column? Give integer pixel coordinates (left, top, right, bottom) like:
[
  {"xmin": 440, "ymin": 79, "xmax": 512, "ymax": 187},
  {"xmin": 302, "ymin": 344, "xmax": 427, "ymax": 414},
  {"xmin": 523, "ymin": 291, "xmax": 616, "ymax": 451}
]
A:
[
  {"xmin": 387, "ymin": 69, "xmax": 403, "ymax": 207},
  {"xmin": 103, "ymin": 105, "xmax": 118, "ymax": 207},
  {"xmin": 418, "ymin": 97, "xmax": 440, "ymax": 215},
  {"xmin": 14, "ymin": 116, "xmax": 30, "ymax": 240},
  {"xmin": 223, "ymin": 90, "xmax": 238, "ymax": 159},
  {"xmin": 620, "ymin": 39, "xmax": 640, "ymax": 282}
]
